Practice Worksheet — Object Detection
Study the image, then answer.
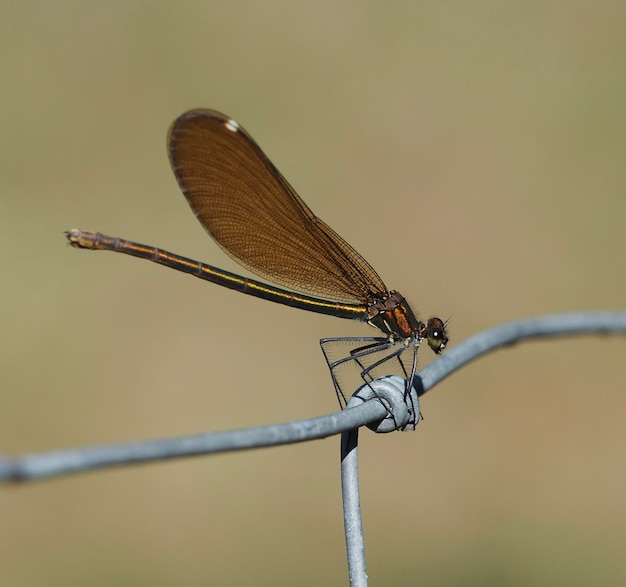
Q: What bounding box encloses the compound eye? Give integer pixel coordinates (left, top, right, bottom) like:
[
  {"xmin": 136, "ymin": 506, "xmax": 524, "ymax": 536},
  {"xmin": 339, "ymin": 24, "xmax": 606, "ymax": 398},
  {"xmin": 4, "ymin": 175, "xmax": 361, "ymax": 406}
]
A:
[{"xmin": 426, "ymin": 318, "xmax": 448, "ymax": 354}]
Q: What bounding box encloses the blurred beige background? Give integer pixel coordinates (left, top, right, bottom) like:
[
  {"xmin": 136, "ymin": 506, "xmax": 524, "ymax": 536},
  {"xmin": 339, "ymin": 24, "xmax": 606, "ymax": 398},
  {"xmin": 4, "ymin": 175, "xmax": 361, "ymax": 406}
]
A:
[{"xmin": 1, "ymin": 2, "xmax": 625, "ymax": 585}]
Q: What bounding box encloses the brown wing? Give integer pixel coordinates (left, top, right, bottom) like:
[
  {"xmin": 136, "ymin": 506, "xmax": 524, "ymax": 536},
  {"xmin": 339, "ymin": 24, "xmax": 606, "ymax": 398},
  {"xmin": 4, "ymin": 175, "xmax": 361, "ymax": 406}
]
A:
[{"xmin": 167, "ymin": 109, "xmax": 388, "ymax": 303}]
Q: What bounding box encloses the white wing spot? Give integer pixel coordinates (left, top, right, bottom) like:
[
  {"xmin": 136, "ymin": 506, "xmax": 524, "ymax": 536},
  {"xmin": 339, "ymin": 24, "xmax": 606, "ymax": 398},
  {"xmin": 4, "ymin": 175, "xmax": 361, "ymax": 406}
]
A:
[{"xmin": 225, "ymin": 119, "xmax": 239, "ymax": 132}]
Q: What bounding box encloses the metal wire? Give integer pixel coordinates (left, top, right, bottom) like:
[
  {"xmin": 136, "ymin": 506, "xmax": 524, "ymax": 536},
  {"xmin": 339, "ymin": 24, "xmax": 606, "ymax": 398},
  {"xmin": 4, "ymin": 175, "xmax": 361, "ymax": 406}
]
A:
[
  {"xmin": 341, "ymin": 427, "xmax": 366, "ymax": 587},
  {"xmin": 1, "ymin": 310, "xmax": 625, "ymax": 587},
  {"xmin": 340, "ymin": 375, "xmax": 416, "ymax": 586},
  {"xmin": 0, "ymin": 401, "xmax": 388, "ymax": 483},
  {"xmin": 1, "ymin": 311, "xmax": 625, "ymax": 484}
]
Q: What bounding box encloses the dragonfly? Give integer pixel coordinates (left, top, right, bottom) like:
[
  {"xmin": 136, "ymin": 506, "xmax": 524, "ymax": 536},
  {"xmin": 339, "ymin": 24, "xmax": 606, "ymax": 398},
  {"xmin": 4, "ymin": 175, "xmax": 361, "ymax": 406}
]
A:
[{"xmin": 67, "ymin": 109, "xmax": 448, "ymax": 421}]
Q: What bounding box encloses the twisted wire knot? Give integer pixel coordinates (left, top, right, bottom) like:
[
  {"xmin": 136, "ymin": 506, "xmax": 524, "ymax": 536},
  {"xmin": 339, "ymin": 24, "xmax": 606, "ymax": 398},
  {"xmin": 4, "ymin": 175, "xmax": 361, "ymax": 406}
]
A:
[{"xmin": 346, "ymin": 376, "xmax": 420, "ymax": 432}]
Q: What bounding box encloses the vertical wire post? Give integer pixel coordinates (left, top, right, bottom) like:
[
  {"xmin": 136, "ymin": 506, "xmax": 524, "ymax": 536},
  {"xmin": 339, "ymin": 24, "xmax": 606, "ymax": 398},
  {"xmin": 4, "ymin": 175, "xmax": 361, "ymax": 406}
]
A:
[{"xmin": 341, "ymin": 427, "xmax": 368, "ymax": 587}]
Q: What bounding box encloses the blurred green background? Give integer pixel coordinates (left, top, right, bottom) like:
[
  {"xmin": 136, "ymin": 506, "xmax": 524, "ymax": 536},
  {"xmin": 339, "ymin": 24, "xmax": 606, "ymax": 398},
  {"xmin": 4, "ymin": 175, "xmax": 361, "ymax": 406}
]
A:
[{"xmin": 1, "ymin": 2, "xmax": 625, "ymax": 585}]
